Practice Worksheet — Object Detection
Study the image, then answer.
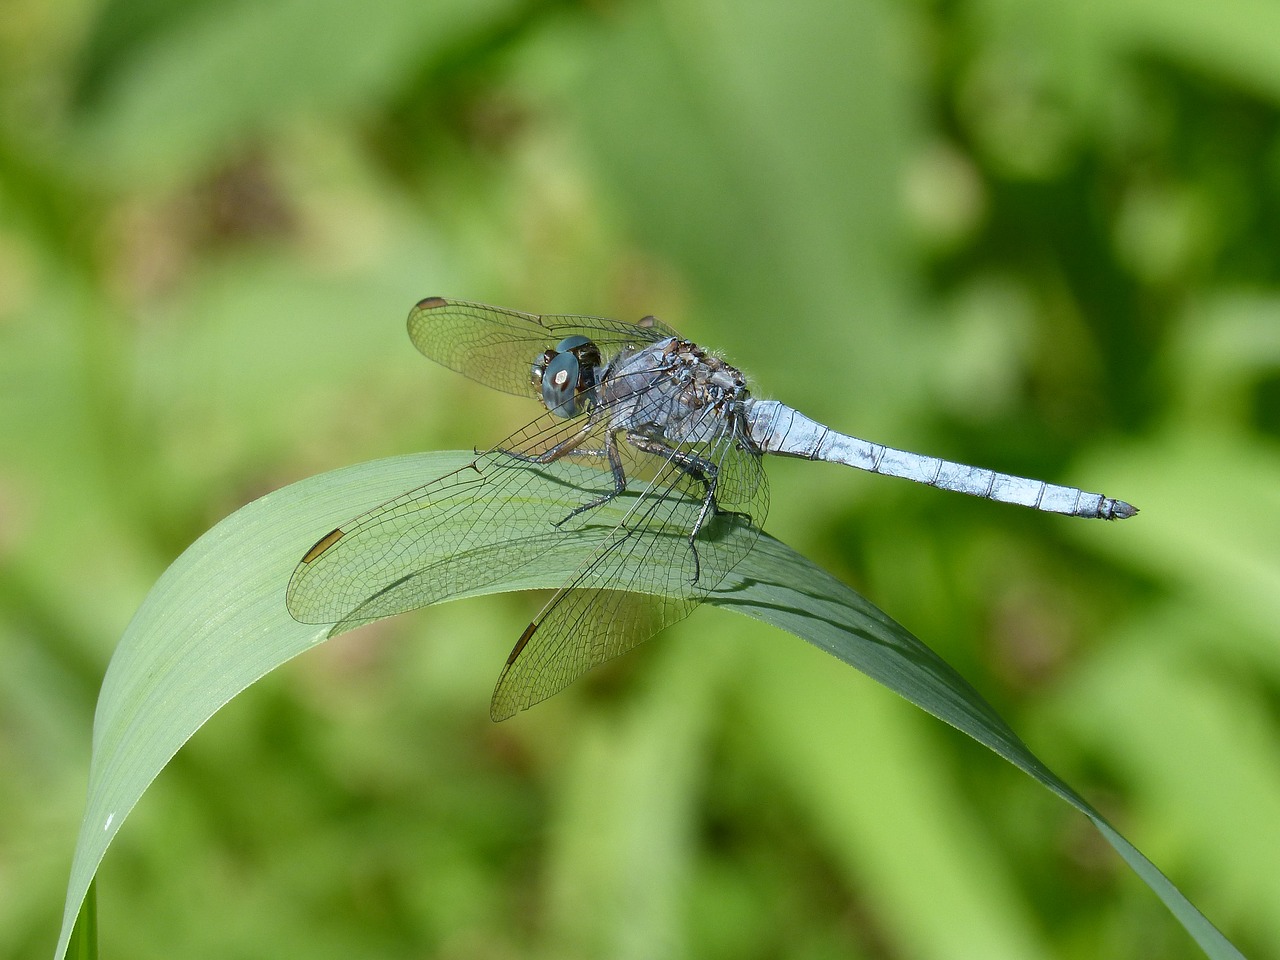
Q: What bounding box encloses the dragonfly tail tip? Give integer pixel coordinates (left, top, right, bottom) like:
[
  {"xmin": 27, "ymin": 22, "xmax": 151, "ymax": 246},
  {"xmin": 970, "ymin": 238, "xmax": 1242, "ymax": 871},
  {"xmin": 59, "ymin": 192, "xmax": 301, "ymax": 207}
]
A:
[{"xmin": 1108, "ymin": 499, "xmax": 1138, "ymax": 520}]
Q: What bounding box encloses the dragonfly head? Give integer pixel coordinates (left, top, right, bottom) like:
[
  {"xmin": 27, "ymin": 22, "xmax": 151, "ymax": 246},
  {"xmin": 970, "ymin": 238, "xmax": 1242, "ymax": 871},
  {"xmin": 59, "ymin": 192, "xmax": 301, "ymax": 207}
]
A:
[{"xmin": 532, "ymin": 335, "xmax": 601, "ymax": 418}]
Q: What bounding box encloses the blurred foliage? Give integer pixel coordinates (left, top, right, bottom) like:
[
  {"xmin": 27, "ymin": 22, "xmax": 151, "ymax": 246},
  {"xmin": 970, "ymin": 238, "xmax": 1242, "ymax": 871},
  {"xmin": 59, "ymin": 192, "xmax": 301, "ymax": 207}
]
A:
[{"xmin": 1, "ymin": 0, "xmax": 1277, "ymax": 957}]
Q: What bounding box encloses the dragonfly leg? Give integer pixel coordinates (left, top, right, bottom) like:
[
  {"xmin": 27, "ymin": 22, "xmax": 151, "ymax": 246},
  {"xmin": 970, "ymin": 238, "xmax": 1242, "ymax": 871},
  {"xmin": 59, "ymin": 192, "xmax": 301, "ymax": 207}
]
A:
[
  {"xmin": 625, "ymin": 434, "xmax": 726, "ymax": 584},
  {"xmin": 494, "ymin": 419, "xmax": 629, "ymax": 525},
  {"xmin": 498, "ymin": 424, "xmax": 594, "ymax": 465},
  {"xmin": 550, "ymin": 429, "xmax": 628, "ymax": 526}
]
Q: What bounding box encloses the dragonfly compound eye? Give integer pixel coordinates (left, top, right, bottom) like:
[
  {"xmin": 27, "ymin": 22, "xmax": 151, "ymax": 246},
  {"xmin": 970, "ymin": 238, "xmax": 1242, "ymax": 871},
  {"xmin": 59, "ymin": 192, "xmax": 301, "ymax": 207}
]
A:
[{"xmin": 535, "ymin": 336, "xmax": 599, "ymax": 418}]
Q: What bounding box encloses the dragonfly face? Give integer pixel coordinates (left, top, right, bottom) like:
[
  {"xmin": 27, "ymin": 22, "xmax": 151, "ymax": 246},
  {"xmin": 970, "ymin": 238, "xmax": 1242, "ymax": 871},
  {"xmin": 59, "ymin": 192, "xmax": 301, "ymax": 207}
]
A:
[{"xmin": 532, "ymin": 335, "xmax": 602, "ymax": 419}]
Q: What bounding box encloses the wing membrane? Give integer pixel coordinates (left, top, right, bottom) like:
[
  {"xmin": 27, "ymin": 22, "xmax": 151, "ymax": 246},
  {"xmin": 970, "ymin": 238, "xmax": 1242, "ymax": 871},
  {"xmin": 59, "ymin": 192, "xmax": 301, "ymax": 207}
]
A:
[
  {"xmin": 291, "ymin": 299, "xmax": 770, "ymax": 720},
  {"xmin": 286, "ymin": 409, "xmax": 625, "ymax": 628},
  {"xmin": 489, "ymin": 403, "xmax": 768, "ymax": 719},
  {"xmin": 407, "ymin": 297, "xmax": 678, "ymax": 399}
]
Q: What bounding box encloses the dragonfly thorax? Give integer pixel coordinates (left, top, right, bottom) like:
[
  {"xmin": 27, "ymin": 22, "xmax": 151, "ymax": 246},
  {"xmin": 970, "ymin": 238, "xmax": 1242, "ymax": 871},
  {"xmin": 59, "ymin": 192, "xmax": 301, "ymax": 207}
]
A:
[
  {"xmin": 602, "ymin": 338, "xmax": 753, "ymax": 447},
  {"xmin": 532, "ymin": 335, "xmax": 603, "ymax": 418}
]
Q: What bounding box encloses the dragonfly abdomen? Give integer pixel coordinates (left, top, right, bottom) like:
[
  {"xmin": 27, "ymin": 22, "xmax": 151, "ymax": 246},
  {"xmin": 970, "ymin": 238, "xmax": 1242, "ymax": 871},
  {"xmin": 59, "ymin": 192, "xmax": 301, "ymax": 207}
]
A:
[{"xmin": 744, "ymin": 399, "xmax": 1136, "ymax": 520}]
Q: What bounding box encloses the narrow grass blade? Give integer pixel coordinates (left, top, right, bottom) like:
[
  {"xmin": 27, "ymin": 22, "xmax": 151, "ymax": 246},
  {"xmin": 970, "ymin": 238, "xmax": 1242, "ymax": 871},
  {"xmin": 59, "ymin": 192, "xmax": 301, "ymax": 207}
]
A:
[{"xmin": 55, "ymin": 452, "xmax": 1240, "ymax": 959}]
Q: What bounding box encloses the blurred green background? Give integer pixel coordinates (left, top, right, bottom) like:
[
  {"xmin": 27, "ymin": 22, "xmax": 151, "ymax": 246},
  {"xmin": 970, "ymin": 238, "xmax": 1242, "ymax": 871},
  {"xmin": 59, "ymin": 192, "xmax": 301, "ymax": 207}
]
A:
[{"xmin": 3, "ymin": 0, "xmax": 1278, "ymax": 957}]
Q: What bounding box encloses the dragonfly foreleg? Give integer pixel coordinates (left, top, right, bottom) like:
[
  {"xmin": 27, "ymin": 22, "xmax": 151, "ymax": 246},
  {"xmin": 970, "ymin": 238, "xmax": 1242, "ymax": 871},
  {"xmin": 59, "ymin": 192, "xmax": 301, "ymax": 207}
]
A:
[{"xmin": 498, "ymin": 425, "xmax": 594, "ymax": 465}]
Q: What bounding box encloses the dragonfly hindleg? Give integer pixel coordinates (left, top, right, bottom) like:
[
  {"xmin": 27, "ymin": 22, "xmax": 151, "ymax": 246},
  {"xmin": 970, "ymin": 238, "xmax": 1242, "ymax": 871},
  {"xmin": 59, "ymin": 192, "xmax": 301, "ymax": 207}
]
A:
[{"xmin": 625, "ymin": 433, "xmax": 727, "ymax": 584}]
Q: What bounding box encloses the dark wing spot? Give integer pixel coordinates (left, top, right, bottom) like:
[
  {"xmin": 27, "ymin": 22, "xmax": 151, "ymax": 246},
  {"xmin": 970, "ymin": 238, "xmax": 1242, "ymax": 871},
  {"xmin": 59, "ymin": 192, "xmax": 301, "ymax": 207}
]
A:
[
  {"xmin": 507, "ymin": 621, "xmax": 537, "ymax": 665},
  {"xmin": 301, "ymin": 527, "xmax": 345, "ymax": 563}
]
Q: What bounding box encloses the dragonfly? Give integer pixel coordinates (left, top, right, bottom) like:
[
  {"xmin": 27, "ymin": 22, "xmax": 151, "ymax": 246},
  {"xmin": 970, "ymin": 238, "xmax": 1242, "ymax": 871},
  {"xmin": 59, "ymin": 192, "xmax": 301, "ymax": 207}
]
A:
[{"xmin": 287, "ymin": 297, "xmax": 1137, "ymax": 720}]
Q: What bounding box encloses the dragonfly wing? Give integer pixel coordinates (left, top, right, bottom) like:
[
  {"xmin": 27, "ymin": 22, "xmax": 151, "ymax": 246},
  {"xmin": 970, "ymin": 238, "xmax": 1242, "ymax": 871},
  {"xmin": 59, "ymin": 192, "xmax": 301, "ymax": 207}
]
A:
[
  {"xmin": 286, "ymin": 409, "xmax": 628, "ymax": 630},
  {"xmin": 491, "ymin": 589, "xmax": 684, "ymax": 721},
  {"xmin": 407, "ymin": 297, "xmax": 678, "ymax": 399},
  {"xmin": 489, "ymin": 408, "xmax": 769, "ymax": 720}
]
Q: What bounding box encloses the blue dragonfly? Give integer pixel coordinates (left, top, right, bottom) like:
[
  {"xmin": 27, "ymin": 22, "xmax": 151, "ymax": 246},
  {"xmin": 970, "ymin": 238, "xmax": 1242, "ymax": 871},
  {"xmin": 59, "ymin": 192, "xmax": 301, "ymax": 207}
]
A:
[{"xmin": 287, "ymin": 298, "xmax": 1136, "ymax": 719}]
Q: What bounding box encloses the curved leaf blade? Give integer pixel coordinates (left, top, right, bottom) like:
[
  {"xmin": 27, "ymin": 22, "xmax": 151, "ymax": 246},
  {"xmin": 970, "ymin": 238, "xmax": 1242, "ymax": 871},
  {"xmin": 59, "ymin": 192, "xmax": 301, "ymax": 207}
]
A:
[
  {"xmin": 56, "ymin": 452, "xmax": 1240, "ymax": 959},
  {"xmin": 717, "ymin": 536, "xmax": 1243, "ymax": 960}
]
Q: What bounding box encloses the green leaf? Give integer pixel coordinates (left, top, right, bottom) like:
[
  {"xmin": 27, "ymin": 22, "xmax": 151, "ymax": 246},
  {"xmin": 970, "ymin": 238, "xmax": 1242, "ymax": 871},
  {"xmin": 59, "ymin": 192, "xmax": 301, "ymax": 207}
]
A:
[
  {"xmin": 64, "ymin": 879, "xmax": 95, "ymax": 960},
  {"xmin": 55, "ymin": 451, "xmax": 1241, "ymax": 959}
]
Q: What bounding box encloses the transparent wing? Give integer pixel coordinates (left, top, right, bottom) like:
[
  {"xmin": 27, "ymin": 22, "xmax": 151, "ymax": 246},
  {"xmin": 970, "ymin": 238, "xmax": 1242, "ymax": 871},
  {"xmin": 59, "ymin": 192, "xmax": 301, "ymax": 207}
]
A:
[
  {"xmin": 286, "ymin": 406, "xmax": 629, "ymax": 629},
  {"xmin": 290, "ymin": 313, "xmax": 770, "ymax": 720},
  {"xmin": 489, "ymin": 403, "xmax": 769, "ymax": 720},
  {"xmin": 407, "ymin": 296, "xmax": 679, "ymax": 400}
]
